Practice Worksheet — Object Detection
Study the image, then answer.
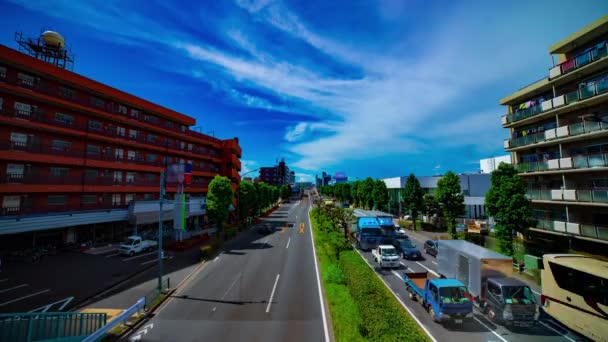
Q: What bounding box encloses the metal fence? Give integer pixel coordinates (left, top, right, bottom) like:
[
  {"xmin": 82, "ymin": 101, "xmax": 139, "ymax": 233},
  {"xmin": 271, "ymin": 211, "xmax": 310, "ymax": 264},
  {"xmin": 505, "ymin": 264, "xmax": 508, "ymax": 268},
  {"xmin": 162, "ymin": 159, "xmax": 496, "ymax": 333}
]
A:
[
  {"xmin": 0, "ymin": 311, "xmax": 107, "ymax": 342},
  {"xmin": 144, "ymin": 277, "xmax": 171, "ymax": 311}
]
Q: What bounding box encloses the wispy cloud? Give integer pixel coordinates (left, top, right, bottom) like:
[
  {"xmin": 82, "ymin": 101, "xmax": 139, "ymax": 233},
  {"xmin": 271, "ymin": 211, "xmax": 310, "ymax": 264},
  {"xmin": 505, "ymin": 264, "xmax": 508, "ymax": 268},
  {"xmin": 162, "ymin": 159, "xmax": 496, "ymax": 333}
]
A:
[{"xmin": 240, "ymin": 159, "xmax": 259, "ymax": 176}]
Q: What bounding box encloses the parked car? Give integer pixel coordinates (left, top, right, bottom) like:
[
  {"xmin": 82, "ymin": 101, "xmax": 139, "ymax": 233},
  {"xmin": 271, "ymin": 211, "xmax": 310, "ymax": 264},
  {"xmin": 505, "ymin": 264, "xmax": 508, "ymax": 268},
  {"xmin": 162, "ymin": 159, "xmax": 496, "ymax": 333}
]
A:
[
  {"xmin": 424, "ymin": 240, "xmax": 439, "ymax": 257},
  {"xmin": 393, "ymin": 239, "xmax": 422, "ymax": 260},
  {"xmin": 119, "ymin": 236, "xmax": 158, "ymax": 256},
  {"xmin": 456, "ymin": 223, "xmax": 467, "ymax": 232}
]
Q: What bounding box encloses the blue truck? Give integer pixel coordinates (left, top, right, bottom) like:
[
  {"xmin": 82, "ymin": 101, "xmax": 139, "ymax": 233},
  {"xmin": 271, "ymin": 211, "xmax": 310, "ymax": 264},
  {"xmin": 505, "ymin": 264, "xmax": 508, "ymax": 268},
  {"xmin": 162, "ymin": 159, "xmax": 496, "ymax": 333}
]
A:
[
  {"xmin": 355, "ymin": 217, "xmax": 386, "ymax": 250},
  {"xmin": 402, "ymin": 271, "xmax": 474, "ymax": 325}
]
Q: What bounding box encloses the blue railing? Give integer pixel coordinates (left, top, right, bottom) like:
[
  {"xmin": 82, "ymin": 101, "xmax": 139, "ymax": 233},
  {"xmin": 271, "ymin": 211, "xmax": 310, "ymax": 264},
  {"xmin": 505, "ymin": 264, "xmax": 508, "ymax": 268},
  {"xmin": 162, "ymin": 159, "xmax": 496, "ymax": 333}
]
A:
[{"xmin": 0, "ymin": 311, "xmax": 107, "ymax": 342}]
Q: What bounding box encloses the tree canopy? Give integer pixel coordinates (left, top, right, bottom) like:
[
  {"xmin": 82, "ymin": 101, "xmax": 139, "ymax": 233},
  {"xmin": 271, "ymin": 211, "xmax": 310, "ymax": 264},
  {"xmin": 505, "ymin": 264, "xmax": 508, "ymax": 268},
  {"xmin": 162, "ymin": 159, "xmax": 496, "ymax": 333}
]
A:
[
  {"xmin": 207, "ymin": 175, "xmax": 235, "ymax": 236},
  {"xmin": 402, "ymin": 174, "xmax": 424, "ymax": 228},
  {"xmin": 436, "ymin": 171, "xmax": 465, "ymax": 239},
  {"xmin": 372, "ymin": 179, "xmax": 389, "ymax": 212}
]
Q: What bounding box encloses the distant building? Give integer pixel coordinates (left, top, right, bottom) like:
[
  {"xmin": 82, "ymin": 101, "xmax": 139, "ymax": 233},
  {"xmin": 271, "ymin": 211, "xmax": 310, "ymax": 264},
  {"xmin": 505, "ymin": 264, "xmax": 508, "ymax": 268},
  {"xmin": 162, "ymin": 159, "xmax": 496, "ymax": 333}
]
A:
[
  {"xmin": 333, "ymin": 172, "xmax": 348, "ymax": 183},
  {"xmin": 259, "ymin": 159, "xmax": 294, "ymax": 186},
  {"xmin": 480, "ymin": 155, "xmax": 512, "ymax": 173},
  {"xmin": 382, "ymin": 173, "xmax": 491, "ymax": 219}
]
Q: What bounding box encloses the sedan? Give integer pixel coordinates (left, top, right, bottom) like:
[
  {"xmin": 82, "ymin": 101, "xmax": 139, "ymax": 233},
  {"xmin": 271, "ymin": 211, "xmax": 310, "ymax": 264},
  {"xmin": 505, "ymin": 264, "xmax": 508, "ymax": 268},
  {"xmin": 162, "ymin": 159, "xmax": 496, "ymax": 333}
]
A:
[
  {"xmin": 393, "ymin": 239, "xmax": 422, "ymax": 260},
  {"xmin": 424, "ymin": 240, "xmax": 438, "ymax": 257}
]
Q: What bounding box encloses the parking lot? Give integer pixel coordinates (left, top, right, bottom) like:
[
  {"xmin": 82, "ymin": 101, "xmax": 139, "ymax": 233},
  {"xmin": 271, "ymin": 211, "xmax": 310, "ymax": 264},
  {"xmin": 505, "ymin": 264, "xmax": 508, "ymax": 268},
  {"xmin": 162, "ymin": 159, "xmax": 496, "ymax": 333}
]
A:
[
  {"xmin": 356, "ymin": 230, "xmax": 588, "ymax": 342},
  {"xmin": 0, "ymin": 245, "xmax": 171, "ymax": 313}
]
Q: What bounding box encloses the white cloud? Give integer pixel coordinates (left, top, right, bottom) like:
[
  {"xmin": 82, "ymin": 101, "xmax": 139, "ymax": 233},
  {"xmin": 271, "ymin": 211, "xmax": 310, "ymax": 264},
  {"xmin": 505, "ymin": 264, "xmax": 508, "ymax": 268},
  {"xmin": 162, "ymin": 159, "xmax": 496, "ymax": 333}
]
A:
[
  {"xmin": 240, "ymin": 159, "xmax": 259, "ymax": 177},
  {"xmin": 295, "ymin": 173, "xmax": 313, "ymax": 182},
  {"xmin": 284, "ymin": 122, "xmax": 336, "ymax": 142}
]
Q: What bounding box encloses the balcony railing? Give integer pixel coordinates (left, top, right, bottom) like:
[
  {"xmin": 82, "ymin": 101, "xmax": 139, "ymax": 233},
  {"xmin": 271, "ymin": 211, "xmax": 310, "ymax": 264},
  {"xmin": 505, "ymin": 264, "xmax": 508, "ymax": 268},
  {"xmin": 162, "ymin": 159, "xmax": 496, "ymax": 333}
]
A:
[
  {"xmin": 516, "ymin": 161, "xmax": 549, "ymax": 173},
  {"xmin": 517, "ymin": 153, "xmax": 608, "ymax": 173},
  {"xmin": 1, "ymin": 173, "xmax": 82, "ymax": 185},
  {"xmin": 1, "ymin": 203, "xmax": 128, "ymax": 216},
  {"xmin": 574, "ymin": 189, "xmax": 608, "ymax": 203},
  {"xmin": 85, "ymin": 152, "xmax": 163, "ymax": 167},
  {"xmin": 525, "ymin": 189, "xmax": 552, "ymax": 201},
  {"xmin": 1, "ymin": 141, "xmax": 84, "ymax": 158},
  {"xmin": 503, "ymin": 77, "xmax": 608, "ymax": 125},
  {"xmin": 572, "ymin": 153, "xmax": 608, "ymax": 169},
  {"xmin": 188, "ymin": 181, "xmax": 210, "ymax": 188},
  {"xmin": 534, "ymin": 219, "xmax": 608, "ymax": 241},
  {"xmin": 549, "ymin": 42, "xmax": 608, "ymax": 79},
  {"xmin": 506, "ymin": 121, "xmax": 608, "ymax": 149}
]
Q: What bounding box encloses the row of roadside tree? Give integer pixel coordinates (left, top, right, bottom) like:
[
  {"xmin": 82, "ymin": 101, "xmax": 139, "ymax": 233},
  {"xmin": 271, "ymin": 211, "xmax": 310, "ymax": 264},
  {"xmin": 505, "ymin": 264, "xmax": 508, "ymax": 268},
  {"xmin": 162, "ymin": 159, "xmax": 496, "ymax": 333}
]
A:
[{"xmin": 316, "ymin": 164, "xmax": 534, "ymax": 257}]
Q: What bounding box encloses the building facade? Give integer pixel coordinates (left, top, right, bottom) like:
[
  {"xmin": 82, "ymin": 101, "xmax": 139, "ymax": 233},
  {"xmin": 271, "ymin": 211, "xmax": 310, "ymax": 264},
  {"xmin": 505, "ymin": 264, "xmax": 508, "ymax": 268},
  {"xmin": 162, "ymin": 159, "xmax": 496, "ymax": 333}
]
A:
[
  {"xmin": 383, "ymin": 173, "xmax": 491, "ymax": 219},
  {"xmin": 0, "ymin": 41, "xmax": 241, "ymax": 248},
  {"xmin": 480, "ymin": 155, "xmax": 512, "ymax": 173},
  {"xmin": 500, "ymin": 16, "xmax": 608, "ymax": 247},
  {"xmin": 259, "ymin": 159, "xmax": 294, "ymax": 186}
]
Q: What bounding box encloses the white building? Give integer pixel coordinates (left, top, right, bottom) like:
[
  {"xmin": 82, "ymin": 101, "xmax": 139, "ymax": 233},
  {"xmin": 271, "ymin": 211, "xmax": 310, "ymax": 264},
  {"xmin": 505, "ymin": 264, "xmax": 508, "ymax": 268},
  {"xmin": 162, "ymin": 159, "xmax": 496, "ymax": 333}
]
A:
[{"xmin": 480, "ymin": 155, "xmax": 511, "ymax": 173}]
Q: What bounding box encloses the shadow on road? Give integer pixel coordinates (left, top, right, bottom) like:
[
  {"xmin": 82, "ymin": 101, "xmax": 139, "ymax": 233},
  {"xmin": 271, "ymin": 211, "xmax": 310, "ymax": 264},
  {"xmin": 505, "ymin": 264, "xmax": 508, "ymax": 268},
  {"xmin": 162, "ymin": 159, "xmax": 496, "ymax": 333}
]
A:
[{"xmin": 171, "ymin": 294, "xmax": 269, "ymax": 306}]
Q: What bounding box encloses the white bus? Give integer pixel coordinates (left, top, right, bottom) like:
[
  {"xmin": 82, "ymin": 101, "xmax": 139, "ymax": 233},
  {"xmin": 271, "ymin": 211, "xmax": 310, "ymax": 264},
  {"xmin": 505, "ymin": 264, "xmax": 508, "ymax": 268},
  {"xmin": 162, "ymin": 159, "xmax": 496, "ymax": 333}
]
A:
[{"xmin": 540, "ymin": 254, "xmax": 608, "ymax": 342}]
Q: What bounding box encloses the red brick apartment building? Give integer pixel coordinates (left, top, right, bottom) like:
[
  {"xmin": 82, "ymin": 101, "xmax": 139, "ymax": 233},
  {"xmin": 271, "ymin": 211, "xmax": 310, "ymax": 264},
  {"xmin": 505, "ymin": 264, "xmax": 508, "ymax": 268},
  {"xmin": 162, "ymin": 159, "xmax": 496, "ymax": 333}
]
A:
[{"xmin": 0, "ymin": 40, "xmax": 241, "ymax": 248}]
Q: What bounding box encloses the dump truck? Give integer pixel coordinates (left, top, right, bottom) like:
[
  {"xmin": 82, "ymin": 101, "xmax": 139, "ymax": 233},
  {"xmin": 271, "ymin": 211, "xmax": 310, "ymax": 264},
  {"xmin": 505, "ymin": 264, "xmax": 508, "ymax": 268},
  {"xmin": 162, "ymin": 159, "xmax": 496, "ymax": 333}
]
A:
[
  {"xmin": 402, "ymin": 271, "xmax": 473, "ymax": 325},
  {"xmin": 437, "ymin": 240, "xmax": 539, "ymax": 327}
]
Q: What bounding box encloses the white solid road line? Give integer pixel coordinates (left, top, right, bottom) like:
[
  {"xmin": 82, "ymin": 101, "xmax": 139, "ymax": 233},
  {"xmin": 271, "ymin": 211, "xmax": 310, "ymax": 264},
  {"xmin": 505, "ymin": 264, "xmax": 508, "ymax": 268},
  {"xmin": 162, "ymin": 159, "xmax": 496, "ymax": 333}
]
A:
[
  {"xmin": 122, "ymin": 251, "xmax": 157, "ymax": 262},
  {"xmin": 141, "ymin": 259, "xmax": 159, "ymax": 266},
  {"xmin": 400, "ymin": 261, "xmax": 408, "ymax": 268},
  {"xmin": 355, "ymin": 249, "xmax": 437, "ymax": 342},
  {"xmin": 214, "ymin": 256, "xmax": 220, "ymax": 262},
  {"xmin": 307, "ymin": 205, "xmax": 331, "ymax": 342},
  {"xmin": 391, "ymin": 270, "xmax": 402, "ymax": 279},
  {"xmin": 539, "ymin": 321, "xmax": 576, "ymax": 342},
  {"xmin": 105, "ymin": 252, "xmax": 121, "ymax": 258},
  {"xmin": 265, "ymin": 274, "xmax": 280, "ymax": 313},
  {"xmin": 222, "ymin": 274, "xmax": 241, "ymax": 301},
  {"xmin": 473, "ymin": 317, "xmax": 509, "ymax": 342},
  {"xmin": 0, "ymin": 289, "xmax": 50, "ymax": 307},
  {"xmin": 416, "ymin": 262, "xmax": 440, "ymax": 277},
  {"xmin": 286, "ymin": 237, "xmax": 291, "ymax": 249},
  {"xmin": 0, "ymin": 284, "xmax": 28, "ymax": 293},
  {"xmin": 431, "ymin": 261, "xmax": 438, "ymax": 265}
]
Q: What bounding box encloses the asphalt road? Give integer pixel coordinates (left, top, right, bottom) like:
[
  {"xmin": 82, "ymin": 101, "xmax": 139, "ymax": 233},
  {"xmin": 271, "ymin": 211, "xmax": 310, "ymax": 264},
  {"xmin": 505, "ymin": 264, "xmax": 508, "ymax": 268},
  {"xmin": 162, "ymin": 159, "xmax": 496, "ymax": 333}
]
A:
[
  {"xmin": 357, "ymin": 229, "xmax": 588, "ymax": 342},
  {"xmin": 125, "ymin": 198, "xmax": 329, "ymax": 342}
]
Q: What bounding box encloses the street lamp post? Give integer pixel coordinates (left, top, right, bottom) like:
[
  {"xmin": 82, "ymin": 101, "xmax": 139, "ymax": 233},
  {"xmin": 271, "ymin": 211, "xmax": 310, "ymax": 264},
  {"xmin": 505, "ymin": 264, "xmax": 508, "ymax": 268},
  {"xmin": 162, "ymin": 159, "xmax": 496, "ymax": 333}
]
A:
[{"xmin": 157, "ymin": 170, "xmax": 165, "ymax": 293}]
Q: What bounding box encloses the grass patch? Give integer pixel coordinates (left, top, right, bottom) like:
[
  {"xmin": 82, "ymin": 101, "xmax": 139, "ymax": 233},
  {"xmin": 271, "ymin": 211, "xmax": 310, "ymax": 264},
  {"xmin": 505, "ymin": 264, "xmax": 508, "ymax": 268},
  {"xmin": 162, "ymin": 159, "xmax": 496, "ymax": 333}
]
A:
[{"xmin": 311, "ymin": 208, "xmax": 430, "ymax": 342}]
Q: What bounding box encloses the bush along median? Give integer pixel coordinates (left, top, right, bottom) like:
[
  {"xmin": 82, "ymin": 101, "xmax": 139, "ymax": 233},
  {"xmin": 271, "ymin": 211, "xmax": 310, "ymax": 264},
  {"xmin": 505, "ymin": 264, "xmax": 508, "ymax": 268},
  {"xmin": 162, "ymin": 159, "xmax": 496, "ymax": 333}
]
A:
[{"xmin": 310, "ymin": 207, "xmax": 430, "ymax": 342}]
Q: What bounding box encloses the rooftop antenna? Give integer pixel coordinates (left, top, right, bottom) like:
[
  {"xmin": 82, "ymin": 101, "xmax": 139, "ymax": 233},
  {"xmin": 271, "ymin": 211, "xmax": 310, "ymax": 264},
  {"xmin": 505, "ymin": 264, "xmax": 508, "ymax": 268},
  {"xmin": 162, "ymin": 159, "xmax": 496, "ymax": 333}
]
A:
[{"xmin": 15, "ymin": 27, "xmax": 75, "ymax": 71}]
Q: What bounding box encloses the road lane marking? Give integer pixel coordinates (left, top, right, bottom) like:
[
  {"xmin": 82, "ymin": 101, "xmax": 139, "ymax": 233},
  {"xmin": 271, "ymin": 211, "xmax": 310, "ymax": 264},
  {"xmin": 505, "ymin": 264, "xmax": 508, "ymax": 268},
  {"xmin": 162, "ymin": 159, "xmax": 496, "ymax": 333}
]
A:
[
  {"xmin": 391, "ymin": 270, "xmax": 402, "ymax": 279},
  {"xmin": 29, "ymin": 296, "xmax": 74, "ymax": 312},
  {"xmin": 0, "ymin": 284, "xmax": 28, "ymax": 293},
  {"xmin": 0, "ymin": 289, "xmax": 50, "ymax": 307},
  {"xmin": 221, "ymin": 274, "xmax": 241, "ymax": 301},
  {"xmin": 122, "ymin": 251, "xmax": 157, "ymax": 262},
  {"xmin": 400, "ymin": 262, "xmax": 408, "ymax": 268},
  {"xmin": 265, "ymin": 274, "xmax": 280, "ymax": 313},
  {"xmin": 431, "ymin": 261, "xmax": 437, "ymax": 265},
  {"xmin": 286, "ymin": 237, "xmax": 291, "ymax": 249},
  {"xmin": 214, "ymin": 256, "xmax": 220, "ymax": 262},
  {"xmin": 354, "ymin": 249, "xmax": 437, "ymax": 342},
  {"xmin": 105, "ymin": 252, "xmax": 121, "ymax": 258},
  {"xmin": 141, "ymin": 259, "xmax": 159, "ymax": 266},
  {"xmin": 539, "ymin": 321, "xmax": 576, "ymax": 342},
  {"xmin": 307, "ymin": 206, "xmax": 331, "ymax": 342},
  {"xmin": 473, "ymin": 317, "xmax": 509, "ymax": 342},
  {"xmin": 415, "ymin": 262, "xmax": 440, "ymax": 277}
]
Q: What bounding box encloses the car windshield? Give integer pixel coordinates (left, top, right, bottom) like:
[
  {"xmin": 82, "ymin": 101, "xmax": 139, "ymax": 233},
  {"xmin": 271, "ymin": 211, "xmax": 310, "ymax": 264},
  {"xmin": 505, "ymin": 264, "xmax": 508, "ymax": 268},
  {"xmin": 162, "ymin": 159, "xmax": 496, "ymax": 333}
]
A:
[
  {"xmin": 502, "ymin": 286, "xmax": 536, "ymax": 304},
  {"xmin": 439, "ymin": 286, "xmax": 471, "ymax": 304},
  {"xmin": 123, "ymin": 238, "xmax": 135, "ymax": 245},
  {"xmin": 361, "ymin": 228, "xmax": 382, "ymax": 236},
  {"xmin": 400, "ymin": 241, "xmax": 416, "ymax": 249},
  {"xmin": 382, "ymin": 248, "xmax": 397, "ymax": 256}
]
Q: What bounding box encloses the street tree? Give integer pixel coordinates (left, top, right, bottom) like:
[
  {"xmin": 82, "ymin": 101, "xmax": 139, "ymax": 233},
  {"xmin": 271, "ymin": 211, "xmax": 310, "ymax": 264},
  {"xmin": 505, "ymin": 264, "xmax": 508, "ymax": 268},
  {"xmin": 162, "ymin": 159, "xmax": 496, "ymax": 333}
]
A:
[
  {"xmin": 342, "ymin": 183, "xmax": 352, "ymax": 204},
  {"xmin": 351, "ymin": 181, "xmax": 360, "ymax": 207},
  {"xmin": 402, "ymin": 174, "xmax": 424, "ymax": 229},
  {"xmin": 372, "ymin": 179, "xmax": 389, "ymax": 212},
  {"xmin": 207, "ymin": 175, "xmax": 235, "ymax": 239},
  {"xmin": 436, "ymin": 171, "xmax": 465, "ymax": 239},
  {"xmin": 280, "ymin": 185, "xmax": 291, "ymax": 201},
  {"xmin": 422, "ymin": 194, "xmax": 439, "ymax": 224},
  {"xmin": 238, "ymin": 181, "xmax": 256, "ymax": 223},
  {"xmin": 485, "ymin": 163, "xmax": 534, "ymax": 256},
  {"xmin": 360, "ymin": 177, "xmax": 375, "ymax": 209}
]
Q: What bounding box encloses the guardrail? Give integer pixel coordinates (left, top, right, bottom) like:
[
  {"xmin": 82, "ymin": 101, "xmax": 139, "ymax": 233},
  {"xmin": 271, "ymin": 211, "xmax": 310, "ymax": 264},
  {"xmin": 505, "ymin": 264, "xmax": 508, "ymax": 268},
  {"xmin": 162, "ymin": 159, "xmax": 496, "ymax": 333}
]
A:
[{"xmin": 81, "ymin": 297, "xmax": 145, "ymax": 342}]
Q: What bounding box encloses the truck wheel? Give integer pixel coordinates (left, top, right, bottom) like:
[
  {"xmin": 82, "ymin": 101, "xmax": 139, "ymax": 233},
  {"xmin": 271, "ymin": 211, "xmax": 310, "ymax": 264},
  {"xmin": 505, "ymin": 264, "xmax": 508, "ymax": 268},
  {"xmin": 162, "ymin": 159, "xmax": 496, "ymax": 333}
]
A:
[
  {"xmin": 408, "ymin": 291, "xmax": 416, "ymax": 301},
  {"xmin": 129, "ymin": 251, "xmax": 134, "ymax": 257},
  {"xmin": 429, "ymin": 307, "xmax": 439, "ymax": 323}
]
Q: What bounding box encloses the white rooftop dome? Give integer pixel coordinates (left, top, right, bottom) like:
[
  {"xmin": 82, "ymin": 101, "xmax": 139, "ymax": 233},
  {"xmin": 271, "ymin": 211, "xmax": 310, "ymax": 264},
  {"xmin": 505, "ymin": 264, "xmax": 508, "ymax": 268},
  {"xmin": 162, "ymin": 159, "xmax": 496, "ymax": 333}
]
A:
[{"xmin": 41, "ymin": 31, "xmax": 65, "ymax": 49}]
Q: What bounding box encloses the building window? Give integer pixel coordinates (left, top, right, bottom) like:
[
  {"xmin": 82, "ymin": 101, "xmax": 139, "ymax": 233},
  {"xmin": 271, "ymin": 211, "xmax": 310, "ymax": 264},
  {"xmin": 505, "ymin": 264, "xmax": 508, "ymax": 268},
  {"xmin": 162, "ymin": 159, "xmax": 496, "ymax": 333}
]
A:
[
  {"xmin": 48, "ymin": 195, "xmax": 66, "ymax": 206},
  {"xmin": 3, "ymin": 195, "xmax": 20, "ymax": 209},
  {"xmin": 165, "ymin": 121, "xmax": 174, "ymax": 129},
  {"xmin": 0, "ymin": 66, "xmax": 6, "ymax": 79},
  {"xmin": 52, "ymin": 140, "xmax": 72, "ymax": 151},
  {"xmin": 116, "ymin": 127, "xmax": 125, "ymax": 137},
  {"xmin": 127, "ymin": 150, "xmax": 136, "ymax": 160},
  {"xmin": 144, "ymin": 193, "xmax": 154, "ymax": 200},
  {"xmin": 90, "ymin": 96, "xmax": 105, "ymax": 109},
  {"xmin": 146, "ymin": 154, "xmax": 157, "ymax": 162},
  {"xmin": 113, "ymin": 171, "xmax": 122, "ymax": 182},
  {"xmin": 7, "ymin": 163, "xmax": 24, "ymax": 177},
  {"xmin": 10, "ymin": 132, "xmax": 28, "ymax": 144},
  {"xmin": 131, "ymin": 109, "xmax": 140, "ymax": 118},
  {"xmin": 188, "ymin": 143, "xmax": 193, "ymax": 151},
  {"xmin": 145, "ymin": 173, "xmax": 156, "ymax": 181},
  {"xmin": 17, "ymin": 72, "xmax": 36, "ymax": 87},
  {"xmin": 147, "ymin": 134, "xmax": 157, "ymax": 143},
  {"xmin": 89, "ymin": 120, "xmax": 102, "ymax": 130},
  {"xmin": 112, "ymin": 194, "xmax": 122, "ymax": 205},
  {"xmin": 129, "ymin": 129, "xmax": 138, "ymax": 139},
  {"xmin": 58, "ymin": 86, "xmax": 75, "ymax": 100},
  {"xmin": 118, "ymin": 105, "xmax": 128, "ymax": 114},
  {"xmin": 82, "ymin": 194, "xmax": 97, "ymax": 204},
  {"xmin": 14, "ymin": 102, "xmax": 32, "ymax": 116},
  {"xmin": 181, "ymin": 125, "xmax": 186, "ymax": 132},
  {"xmin": 50, "ymin": 167, "xmax": 69, "ymax": 177},
  {"xmin": 115, "ymin": 148, "xmax": 124, "ymax": 160},
  {"xmin": 55, "ymin": 112, "xmax": 74, "ymax": 125},
  {"xmin": 180, "ymin": 141, "xmax": 185, "ymax": 150},
  {"xmin": 0, "ymin": 97, "xmax": 3, "ymax": 110},
  {"xmin": 86, "ymin": 144, "xmax": 100, "ymax": 155},
  {"xmin": 126, "ymin": 172, "xmax": 136, "ymax": 183},
  {"xmin": 85, "ymin": 169, "xmax": 98, "ymax": 178}
]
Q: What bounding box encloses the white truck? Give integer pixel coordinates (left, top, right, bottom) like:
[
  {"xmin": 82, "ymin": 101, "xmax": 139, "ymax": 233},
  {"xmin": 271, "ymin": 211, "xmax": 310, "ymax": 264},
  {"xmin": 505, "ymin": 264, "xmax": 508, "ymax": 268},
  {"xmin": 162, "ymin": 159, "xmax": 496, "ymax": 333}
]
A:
[
  {"xmin": 372, "ymin": 245, "xmax": 400, "ymax": 268},
  {"xmin": 119, "ymin": 236, "xmax": 158, "ymax": 256}
]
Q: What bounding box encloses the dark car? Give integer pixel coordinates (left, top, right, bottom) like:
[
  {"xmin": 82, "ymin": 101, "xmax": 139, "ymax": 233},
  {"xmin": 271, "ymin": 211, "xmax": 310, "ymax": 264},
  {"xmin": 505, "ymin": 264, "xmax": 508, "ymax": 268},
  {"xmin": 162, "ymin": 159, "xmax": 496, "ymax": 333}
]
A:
[
  {"xmin": 424, "ymin": 240, "xmax": 439, "ymax": 257},
  {"xmin": 393, "ymin": 239, "xmax": 421, "ymax": 260}
]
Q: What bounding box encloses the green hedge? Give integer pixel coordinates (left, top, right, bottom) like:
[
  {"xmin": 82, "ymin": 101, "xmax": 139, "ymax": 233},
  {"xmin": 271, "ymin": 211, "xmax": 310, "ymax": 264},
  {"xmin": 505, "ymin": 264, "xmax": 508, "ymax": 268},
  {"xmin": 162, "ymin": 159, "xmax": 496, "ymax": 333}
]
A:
[{"xmin": 311, "ymin": 208, "xmax": 430, "ymax": 342}]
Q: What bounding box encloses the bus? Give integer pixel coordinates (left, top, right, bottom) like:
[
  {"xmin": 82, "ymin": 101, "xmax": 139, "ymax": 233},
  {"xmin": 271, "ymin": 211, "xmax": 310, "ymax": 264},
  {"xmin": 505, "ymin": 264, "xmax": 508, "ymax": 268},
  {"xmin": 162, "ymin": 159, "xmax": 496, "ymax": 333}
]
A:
[{"xmin": 540, "ymin": 254, "xmax": 608, "ymax": 341}]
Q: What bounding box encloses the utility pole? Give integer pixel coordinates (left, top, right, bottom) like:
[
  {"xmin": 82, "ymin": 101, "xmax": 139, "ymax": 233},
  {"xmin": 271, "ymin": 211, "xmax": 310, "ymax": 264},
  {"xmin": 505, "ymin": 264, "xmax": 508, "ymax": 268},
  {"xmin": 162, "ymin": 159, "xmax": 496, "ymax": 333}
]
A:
[{"xmin": 158, "ymin": 170, "xmax": 165, "ymax": 293}]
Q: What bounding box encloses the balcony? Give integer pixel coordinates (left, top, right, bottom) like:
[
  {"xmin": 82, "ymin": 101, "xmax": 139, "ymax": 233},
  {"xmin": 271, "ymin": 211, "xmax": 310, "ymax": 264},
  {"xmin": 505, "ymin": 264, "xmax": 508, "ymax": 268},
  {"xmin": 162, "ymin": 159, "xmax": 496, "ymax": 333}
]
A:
[
  {"xmin": 549, "ymin": 41, "xmax": 608, "ymax": 79},
  {"xmin": 505, "ymin": 120, "xmax": 608, "ymax": 149},
  {"xmin": 526, "ymin": 188, "xmax": 608, "ymax": 204},
  {"xmin": 1, "ymin": 141, "xmax": 84, "ymax": 158},
  {"xmin": 185, "ymin": 130, "xmax": 221, "ymax": 145},
  {"xmin": 188, "ymin": 181, "xmax": 209, "ymax": 189},
  {"xmin": 1, "ymin": 108, "xmax": 86, "ymax": 130},
  {"xmin": 525, "ymin": 189, "xmax": 552, "ymax": 201},
  {"xmin": 517, "ymin": 153, "xmax": 608, "ymax": 174},
  {"xmin": 191, "ymin": 164, "xmax": 219, "ymax": 174},
  {"xmin": 85, "ymin": 152, "xmax": 163, "ymax": 167},
  {"xmin": 503, "ymin": 77, "xmax": 608, "ymax": 125},
  {"xmin": 534, "ymin": 219, "xmax": 608, "ymax": 241},
  {"xmin": 1, "ymin": 173, "xmax": 82, "ymax": 185},
  {"xmin": 1, "ymin": 203, "xmax": 128, "ymax": 216}
]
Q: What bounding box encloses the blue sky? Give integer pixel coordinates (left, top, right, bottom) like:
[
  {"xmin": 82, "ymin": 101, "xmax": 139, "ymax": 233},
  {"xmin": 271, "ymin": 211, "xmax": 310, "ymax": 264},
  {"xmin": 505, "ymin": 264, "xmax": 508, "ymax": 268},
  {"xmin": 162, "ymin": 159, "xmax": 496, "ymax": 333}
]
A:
[{"xmin": 1, "ymin": 1, "xmax": 606, "ymax": 182}]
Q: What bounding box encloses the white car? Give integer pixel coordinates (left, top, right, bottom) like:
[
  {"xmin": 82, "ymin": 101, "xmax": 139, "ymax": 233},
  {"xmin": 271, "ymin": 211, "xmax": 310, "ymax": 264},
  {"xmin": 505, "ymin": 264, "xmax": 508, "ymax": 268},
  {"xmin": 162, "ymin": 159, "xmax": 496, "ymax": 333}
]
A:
[{"xmin": 372, "ymin": 245, "xmax": 400, "ymax": 268}]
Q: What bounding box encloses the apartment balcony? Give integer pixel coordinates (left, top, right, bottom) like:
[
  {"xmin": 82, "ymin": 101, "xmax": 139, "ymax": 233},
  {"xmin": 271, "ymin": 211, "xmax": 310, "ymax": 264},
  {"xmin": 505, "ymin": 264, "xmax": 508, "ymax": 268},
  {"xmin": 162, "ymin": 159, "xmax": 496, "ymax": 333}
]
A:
[
  {"xmin": 517, "ymin": 153, "xmax": 608, "ymax": 175},
  {"xmin": 534, "ymin": 219, "xmax": 608, "ymax": 241},
  {"xmin": 505, "ymin": 120, "xmax": 608, "ymax": 150},
  {"xmin": 502, "ymin": 77, "xmax": 608, "ymax": 126},
  {"xmin": 185, "ymin": 130, "xmax": 221, "ymax": 145},
  {"xmin": 527, "ymin": 188, "xmax": 608, "ymax": 204},
  {"xmin": 549, "ymin": 41, "xmax": 608, "ymax": 79},
  {"xmin": 85, "ymin": 152, "xmax": 163, "ymax": 167},
  {"xmin": 188, "ymin": 181, "xmax": 209, "ymax": 189},
  {"xmin": 1, "ymin": 141, "xmax": 84, "ymax": 158},
  {"xmin": 191, "ymin": 164, "xmax": 219, "ymax": 174},
  {"xmin": 1, "ymin": 173, "xmax": 81, "ymax": 185},
  {"xmin": 0, "ymin": 203, "xmax": 128, "ymax": 216},
  {"xmin": 0, "ymin": 108, "xmax": 87, "ymax": 130}
]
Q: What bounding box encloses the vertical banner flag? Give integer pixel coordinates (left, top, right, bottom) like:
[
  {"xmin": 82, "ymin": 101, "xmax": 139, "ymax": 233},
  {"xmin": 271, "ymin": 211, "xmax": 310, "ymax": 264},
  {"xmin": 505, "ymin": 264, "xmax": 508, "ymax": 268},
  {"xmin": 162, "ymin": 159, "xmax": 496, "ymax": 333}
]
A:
[
  {"xmin": 181, "ymin": 193, "xmax": 186, "ymax": 231},
  {"xmin": 184, "ymin": 162, "xmax": 192, "ymax": 185}
]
